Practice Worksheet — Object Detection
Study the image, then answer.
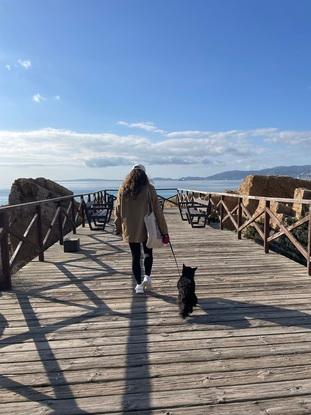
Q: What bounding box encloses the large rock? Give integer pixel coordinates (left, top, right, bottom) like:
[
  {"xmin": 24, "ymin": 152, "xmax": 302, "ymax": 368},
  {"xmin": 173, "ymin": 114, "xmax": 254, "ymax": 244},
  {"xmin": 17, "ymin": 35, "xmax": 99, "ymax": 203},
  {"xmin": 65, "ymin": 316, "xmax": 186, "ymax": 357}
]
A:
[
  {"xmin": 8, "ymin": 178, "xmax": 80, "ymax": 272},
  {"xmin": 293, "ymin": 188, "xmax": 311, "ymax": 219},
  {"xmin": 9, "ymin": 177, "xmax": 73, "ymax": 205},
  {"xmin": 238, "ymin": 175, "xmax": 311, "ymax": 224}
]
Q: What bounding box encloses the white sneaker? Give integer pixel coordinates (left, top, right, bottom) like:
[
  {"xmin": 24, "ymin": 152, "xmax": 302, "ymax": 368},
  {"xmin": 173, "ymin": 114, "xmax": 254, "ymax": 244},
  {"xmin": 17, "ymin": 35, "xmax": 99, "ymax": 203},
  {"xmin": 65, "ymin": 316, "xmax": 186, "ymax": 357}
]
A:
[
  {"xmin": 143, "ymin": 275, "xmax": 152, "ymax": 290},
  {"xmin": 135, "ymin": 283, "xmax": 145, "ymax": 294}
]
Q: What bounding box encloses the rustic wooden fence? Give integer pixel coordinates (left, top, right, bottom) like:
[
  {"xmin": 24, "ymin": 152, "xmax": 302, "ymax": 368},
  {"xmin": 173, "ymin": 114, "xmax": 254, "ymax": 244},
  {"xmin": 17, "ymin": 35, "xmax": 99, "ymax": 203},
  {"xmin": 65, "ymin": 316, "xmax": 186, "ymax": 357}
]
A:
[
  {"xmin": 0, "ymin": 188, "xmax": 178, "ymax": 291},
  {"xmin": 0, "ymin": 189, "xmax": 112, "ymax": 291},
  {"xmin": 3, "ymin": 185, "xmax": 309, "ymax": 290},
  {"xmin": 105, "ymin": 188, "xmax": 179, "ymax": 206},
  {"xmin": 177, "ymin": 189, "xmax": 311, "ymax": 276}
]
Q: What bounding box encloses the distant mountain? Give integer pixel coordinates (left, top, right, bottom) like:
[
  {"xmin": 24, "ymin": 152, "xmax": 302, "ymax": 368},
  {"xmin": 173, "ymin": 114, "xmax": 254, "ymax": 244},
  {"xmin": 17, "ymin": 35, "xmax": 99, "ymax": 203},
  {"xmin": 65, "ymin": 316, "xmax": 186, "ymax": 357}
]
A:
[
  {"xmin": 152, "ymin": 177, "xmax": 176, "ymax": 181},
  {"xmin": 180, "ymin": 165, "xmax": 311, "ymax": 181},
  {"xmin": 206, "ymin": 165, "xmax": 311, "ymax": 180},
  {"xmin": 59, "ymin": 165, "xmax": 311, "ymax": 183},
  {"xmin": 59, "ymin": 178, "xmax": 120, "ymax": 182}
]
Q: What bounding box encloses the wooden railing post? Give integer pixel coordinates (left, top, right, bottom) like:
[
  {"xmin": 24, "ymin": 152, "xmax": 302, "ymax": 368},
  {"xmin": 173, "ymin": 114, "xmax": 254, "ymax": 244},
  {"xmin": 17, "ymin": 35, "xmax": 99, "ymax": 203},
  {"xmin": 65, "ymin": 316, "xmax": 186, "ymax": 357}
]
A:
[
  {"xmin": 308, "ymin": 205, "xmax": 311, "ymax": 276},
  {"xmin": 80, "ymin": 196, "xmax": 85, "ymax": 228},
  {"xmin": 0, "ymin": 211, "xmax": 12, "ymax": 290},
  {"xmin": 237, "ymin": 197, "xmax": 242, "ymax": 240},
  {"xmin": 36, "ymin": 205, "xmax": 44, "ymax": 262},
  {"xmin": 71, "ymin": 197, "xmax": 76, "ymax": 235},
  {"xmin": 57, "ymin": 202, "xmax": 64, "ymax": 245},
  {"xmin": 220, "ymin": 196, "xmax": 224, "ymax": 230},
  {"xmin": 264, "ymin": 200, "xmax": 270, "ymax": 253}
]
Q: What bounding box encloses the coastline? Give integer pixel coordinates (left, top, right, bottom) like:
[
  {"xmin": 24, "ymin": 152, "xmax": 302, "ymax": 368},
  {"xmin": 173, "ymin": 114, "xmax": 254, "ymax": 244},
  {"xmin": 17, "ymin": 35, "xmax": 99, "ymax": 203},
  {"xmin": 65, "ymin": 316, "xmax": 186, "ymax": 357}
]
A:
[{"xmin": 0, "ymin": 179, "xmax": 242, "ymax": 206}]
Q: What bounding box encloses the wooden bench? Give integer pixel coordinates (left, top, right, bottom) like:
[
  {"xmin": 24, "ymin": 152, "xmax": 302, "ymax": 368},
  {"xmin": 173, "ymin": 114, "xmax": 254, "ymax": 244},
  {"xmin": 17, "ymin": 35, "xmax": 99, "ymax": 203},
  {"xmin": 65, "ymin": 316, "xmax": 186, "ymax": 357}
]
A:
[
  {"xmin": 84, "ymin": 202, "xmax": 113, "ymax": 231},
  {"xmin": 177, "ymin": 194, "xmax": 210, "ymax": 226},
  {"xmin": 157, "ymin": 197, "xmax": 165, "ymax": 211},
  {"xmin": 177, "ymin": 195, "xmax": 190, "ymax": 221},
  {"xmin": 186, "ymin": 203, "xmax": 210, "ymax": 228},
  {"xmin": 105, "ymin": 194, "xmax": 116, "ymax": 222}
]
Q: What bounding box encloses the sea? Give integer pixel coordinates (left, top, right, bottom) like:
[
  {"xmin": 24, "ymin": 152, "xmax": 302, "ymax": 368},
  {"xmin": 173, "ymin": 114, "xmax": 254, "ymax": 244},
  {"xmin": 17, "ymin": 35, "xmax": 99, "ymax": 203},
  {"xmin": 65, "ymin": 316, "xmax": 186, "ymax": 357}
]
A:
[{"xmin": 0, "ymin": 179, "xmax": 242, "ymax": 206}]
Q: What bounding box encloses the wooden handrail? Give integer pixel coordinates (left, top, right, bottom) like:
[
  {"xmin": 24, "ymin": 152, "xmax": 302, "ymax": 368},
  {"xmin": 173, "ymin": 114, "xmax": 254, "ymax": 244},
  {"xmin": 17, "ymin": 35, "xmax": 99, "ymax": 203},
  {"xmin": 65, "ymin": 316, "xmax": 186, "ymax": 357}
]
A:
[
  {"xmin": 0, "ymin": 187, "xmax": 179, "ymax": 290},
  {"xmin": 177, "ymin": 189, "xmax": 311, "ymax": 276},
  {"xmin": 0, "ymin": 211, "xmax": 11, "ymax": 290},
  {"xmin": 0, "ymin": 189, "xmax": 109, "ymax": 212},
  {"xmin": 178, "ymin": 188, "xmax": 311, "ymax": 205}
]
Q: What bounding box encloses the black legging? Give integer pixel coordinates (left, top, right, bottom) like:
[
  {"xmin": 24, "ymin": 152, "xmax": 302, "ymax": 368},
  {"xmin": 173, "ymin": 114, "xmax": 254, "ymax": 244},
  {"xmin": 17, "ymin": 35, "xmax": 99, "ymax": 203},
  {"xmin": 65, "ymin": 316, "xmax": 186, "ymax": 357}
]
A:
[{"xmin": 129, "ymin": 242, "xmax": 153, "ymax": 284}]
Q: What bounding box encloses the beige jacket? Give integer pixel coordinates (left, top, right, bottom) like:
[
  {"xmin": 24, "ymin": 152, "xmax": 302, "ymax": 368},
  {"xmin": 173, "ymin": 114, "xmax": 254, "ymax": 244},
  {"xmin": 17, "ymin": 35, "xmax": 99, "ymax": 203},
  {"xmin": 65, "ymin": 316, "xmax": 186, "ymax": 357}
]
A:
[{"xmin": 114, "ymin": 184, "xmax": 168, "ymax": 243}]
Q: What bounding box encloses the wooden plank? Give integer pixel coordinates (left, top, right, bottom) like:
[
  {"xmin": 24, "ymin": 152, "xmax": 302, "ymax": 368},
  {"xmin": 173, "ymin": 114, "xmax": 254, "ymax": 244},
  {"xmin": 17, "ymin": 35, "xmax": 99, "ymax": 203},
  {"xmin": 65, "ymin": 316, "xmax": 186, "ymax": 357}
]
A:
[
  {"xmin": 1, "ymin": 209, "xmax": 311, "ymax": 414},
  {"xmin": 2, "ymin": 382, "xmax": 311, "ymax": 414},
  {"xmin": 2, "ymin": 366, "xmax": 311, "ymax": 404}
]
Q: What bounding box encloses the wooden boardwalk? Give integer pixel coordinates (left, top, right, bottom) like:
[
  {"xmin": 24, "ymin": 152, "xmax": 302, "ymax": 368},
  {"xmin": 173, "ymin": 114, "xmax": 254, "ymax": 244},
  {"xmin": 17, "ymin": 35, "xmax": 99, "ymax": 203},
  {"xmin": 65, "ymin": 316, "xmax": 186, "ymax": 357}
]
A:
[{"xmin": 1, "ymin": 208, "xmax": 311, "ymax": 414}]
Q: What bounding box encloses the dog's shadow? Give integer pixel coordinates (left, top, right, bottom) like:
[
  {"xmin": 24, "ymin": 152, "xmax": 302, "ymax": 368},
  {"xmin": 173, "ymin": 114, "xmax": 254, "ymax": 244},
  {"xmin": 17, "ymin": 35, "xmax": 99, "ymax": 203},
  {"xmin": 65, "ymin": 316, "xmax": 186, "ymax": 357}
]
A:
[
  {"xmin": 0, "ymin": 314, "xmax": 8, "ymax": 338},
  {"xmin": 150, "ymin": 293, "xmax": 311, "ymax": 330}
]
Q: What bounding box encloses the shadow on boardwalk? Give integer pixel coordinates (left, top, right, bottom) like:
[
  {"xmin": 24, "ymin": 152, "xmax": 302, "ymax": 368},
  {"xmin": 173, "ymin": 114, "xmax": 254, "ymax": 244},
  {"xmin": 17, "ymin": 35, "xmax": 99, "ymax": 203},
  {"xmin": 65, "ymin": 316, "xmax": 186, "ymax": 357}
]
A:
[
  {"xmin": 1, "ymin": 218, "xmax": 310, "ymax": 413},
  {"xmin": 0, "ymin": 232, "xmax": 152, "ymax": 414},
  {"xmin": 151, "ymin": 292, "xmax": 311, "ymax": 330},
  {"xmin": 121, "ymin": 283, "xmax": 151, "ymax": 414},
  {"xmin": 0, "ymin": 303, "xmax": 8, "ymax": 338}
]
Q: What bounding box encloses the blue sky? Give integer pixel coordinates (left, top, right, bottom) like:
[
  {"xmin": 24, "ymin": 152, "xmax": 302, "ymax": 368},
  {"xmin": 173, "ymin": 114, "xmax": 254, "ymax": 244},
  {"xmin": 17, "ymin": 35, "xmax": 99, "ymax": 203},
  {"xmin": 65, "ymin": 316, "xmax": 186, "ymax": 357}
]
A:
[{"xmin": 0, "ymin": 0, "xmax": 311, "ymax": 186}]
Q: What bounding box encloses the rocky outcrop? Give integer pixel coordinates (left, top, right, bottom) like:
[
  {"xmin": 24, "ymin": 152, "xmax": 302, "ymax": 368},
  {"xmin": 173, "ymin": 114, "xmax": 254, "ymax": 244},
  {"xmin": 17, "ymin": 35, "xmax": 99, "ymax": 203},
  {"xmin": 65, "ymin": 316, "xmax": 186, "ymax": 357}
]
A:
[
  {"xmin": 238, "ymin": 175, "xmax": 311, "ymax": 226},
  {"xmin": 293, "ymin": 188, "xmax": 311, "ymax": 219},
  {"xmin": 213, "ymin": 175, "xmax": 311, "ymax": 232},
  {"xmin": 239, "ymin": 175, "xmax": 311, "ymax": 211},
  {"xmin": 8, "ymin": 178, "xmax": 80, "ymax": 272},
  {"xmin": 236, "ymin": 175, "xmax": 311, "ymax": 265},
  {"xmin": 9, "ymin": 178, "xmax": 73, "ymax": 205}
]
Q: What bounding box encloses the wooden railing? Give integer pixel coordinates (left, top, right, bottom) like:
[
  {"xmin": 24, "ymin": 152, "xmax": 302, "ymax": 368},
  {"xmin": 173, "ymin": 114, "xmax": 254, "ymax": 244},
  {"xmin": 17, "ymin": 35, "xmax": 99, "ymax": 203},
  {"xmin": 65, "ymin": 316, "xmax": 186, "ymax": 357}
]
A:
[
  {"xmin": 105, "ymin": 188, "xmax": 179, "ymax": 206},
  {"xmin": 0, "ymin": 188, "xmax": 178, "ymax": 291},
  {"xmin": 0, "ymin": 189, "xmax": 112, "ymax": 291},
  {"xmin": 177, "ymin": 189, "xmax": 311, "ymax": 276}
]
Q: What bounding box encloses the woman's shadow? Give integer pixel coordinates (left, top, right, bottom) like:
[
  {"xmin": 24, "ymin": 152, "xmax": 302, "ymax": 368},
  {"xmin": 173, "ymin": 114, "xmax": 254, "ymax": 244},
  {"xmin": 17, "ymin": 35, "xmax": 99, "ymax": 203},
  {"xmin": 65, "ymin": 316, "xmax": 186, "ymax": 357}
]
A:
[{"xmin": 0, "ymin": 295, "xmax": 8, "ymax": 339}]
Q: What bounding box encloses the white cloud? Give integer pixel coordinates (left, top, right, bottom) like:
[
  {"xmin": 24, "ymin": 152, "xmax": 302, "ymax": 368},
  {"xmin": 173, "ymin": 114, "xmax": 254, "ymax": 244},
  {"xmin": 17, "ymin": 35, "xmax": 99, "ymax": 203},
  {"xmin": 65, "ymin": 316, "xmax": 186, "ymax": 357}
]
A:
[
  {"xmin": 1, "ymin": 126, "xmax": 309, "ymax": 173},
  {"xmin": 117, "ymin": 120, "xmax": 166, "ymax": 134},
  {"xmin": 17, "ymin": 59, "xmax": 32, "ymax": 69},
  {"xmin": 166, "ymin": 128, "xmax": 279, "ymax": 140},
  {"xmin": 5, "ymin": 64, "xmax": 11, "ymax": 71},
  {"xmin": 85, "ymin": 156, "xmax": 135, "ymax": 167},
  {"xmin": 264, "ymin": 130, "xmax": 311, "ymax": 145},
  {"xmin": 32, "ymin": 93, "xmax": 46, "ymax": 103},
  {"xmin": 54, "ymin": 95, "xmax": 61, "ymax": 101}
]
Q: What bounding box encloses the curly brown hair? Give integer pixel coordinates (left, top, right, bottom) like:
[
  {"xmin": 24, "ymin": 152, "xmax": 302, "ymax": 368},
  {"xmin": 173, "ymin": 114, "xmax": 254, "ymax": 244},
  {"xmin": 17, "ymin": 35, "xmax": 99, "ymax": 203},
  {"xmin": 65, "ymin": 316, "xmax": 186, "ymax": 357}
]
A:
[{"xmin": 121, "ymin": 168, "xmax": 149, "ymax": 198}]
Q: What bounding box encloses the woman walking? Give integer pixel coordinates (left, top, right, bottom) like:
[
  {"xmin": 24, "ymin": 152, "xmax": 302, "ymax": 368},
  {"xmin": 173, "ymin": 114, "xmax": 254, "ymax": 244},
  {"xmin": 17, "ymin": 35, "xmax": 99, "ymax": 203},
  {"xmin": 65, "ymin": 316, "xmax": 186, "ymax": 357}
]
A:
[{"xmin": 114, "ymin": 164, "xmax": 169, "ymax": 293}]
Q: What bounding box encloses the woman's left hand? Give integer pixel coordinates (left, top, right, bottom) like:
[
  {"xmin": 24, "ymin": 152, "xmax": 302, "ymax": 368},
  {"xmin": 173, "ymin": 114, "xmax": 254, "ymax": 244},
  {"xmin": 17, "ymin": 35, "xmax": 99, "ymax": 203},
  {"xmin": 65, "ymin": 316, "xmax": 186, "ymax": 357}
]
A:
[{"xmin": 162, "ymin": 234, "xmax": 170, "ymax": 244}]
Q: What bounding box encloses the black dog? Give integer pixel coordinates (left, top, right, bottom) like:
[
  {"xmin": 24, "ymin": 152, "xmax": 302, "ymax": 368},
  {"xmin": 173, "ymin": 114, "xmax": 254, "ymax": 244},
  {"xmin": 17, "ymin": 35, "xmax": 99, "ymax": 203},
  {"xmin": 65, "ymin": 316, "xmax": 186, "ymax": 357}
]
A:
[{"xmin": 177, "ymin": 264, "xmax": 198, "ymax": 318}]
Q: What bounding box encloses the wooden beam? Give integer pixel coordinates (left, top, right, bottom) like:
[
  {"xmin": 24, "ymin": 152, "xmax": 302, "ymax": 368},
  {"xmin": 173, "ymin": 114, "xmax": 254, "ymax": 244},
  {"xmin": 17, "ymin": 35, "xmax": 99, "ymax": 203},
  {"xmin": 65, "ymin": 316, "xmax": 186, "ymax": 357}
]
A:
[
  {"xmin": 9, "ymin": 214, "xmax": 39, "ymax": 269},
  {"xmin": 36, "ymin": 205, "xmax": 44, "ymax": 262},
  {"xmin": 308, "ymin": 206, "xmax": 311, "ymax": 276},
  {"xmin": 266, "ymin": 207, "xmax": 308, "ymax": 260},
  {"xmin": 237, "ymin": 197, "xmax": 242, "ymax": 240},
  {"xmin": 268, "ymin": 215, "xmax": 309, "ymax": 243},
  {"xmin": 240, "ymin": 205, "xmax": 265, "ymax": 240},
  {"xmin": 264, "ymin": 201, "xmax": 270, "ymax": 253},
  {"xmin": 0, "ymin": 211, "xmax": 11, "ymax": 290},
  {"xmin": 42, "ymin": 206, "xmax": 61, "ymax": 247}
]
